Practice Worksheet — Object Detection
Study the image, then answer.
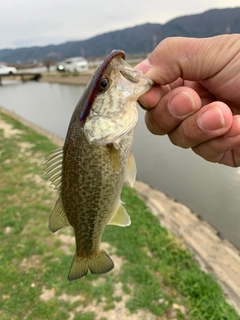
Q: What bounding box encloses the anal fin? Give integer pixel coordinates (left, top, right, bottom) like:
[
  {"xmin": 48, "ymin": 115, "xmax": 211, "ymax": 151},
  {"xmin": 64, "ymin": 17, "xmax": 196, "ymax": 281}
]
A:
[{"xmin": 108, "ymin": 202, "xmax": 131, "ymax": 227}]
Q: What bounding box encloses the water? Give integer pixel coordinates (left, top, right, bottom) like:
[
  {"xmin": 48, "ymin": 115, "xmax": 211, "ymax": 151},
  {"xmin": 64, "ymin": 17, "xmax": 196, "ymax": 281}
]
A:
[{"xmin": 0, "ymin": 81, "xmax": 239, "ymax": 248}]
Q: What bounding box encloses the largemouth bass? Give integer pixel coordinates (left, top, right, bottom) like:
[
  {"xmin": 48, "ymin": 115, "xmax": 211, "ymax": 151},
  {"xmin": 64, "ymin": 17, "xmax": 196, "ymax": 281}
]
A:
[{"xmin": 45, "ymin": 50, "xmax": 153, "ymax": 281}]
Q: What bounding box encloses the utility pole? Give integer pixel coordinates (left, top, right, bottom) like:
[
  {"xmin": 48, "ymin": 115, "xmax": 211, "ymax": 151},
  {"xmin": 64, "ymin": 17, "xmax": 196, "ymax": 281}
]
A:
[
  {"xmin": 152, "ymin": 33, "xmax": 157, "ymax": 50},
  {"xmin": 226, "ymin": 24, "xmax": 231, "ymax": 34}
]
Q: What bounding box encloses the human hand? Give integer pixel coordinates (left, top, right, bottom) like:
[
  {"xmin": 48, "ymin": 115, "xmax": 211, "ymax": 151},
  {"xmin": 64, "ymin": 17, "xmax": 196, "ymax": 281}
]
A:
[{"xmin": 136, "ymin": 35, "xmax": 240, "ymax": 167}]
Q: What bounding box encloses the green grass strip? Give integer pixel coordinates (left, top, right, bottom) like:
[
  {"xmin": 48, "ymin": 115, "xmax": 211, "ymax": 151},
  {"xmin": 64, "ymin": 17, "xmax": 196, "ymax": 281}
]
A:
[{"xmin": 0, "ymin": 111, "xmax": 239, "ymax": 320}]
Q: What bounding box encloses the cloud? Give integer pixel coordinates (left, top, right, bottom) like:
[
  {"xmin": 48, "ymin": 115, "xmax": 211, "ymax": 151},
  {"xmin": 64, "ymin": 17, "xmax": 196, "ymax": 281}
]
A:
[{"xmin": 0, "ymin": 0, "xmax": 239, "ymax": 49}]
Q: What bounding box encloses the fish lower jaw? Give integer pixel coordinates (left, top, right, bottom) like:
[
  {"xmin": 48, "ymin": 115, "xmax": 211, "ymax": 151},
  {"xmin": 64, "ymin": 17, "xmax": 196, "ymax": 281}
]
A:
[
  {"xmin": 85, "ymin": 130, "xmax": 118, "ymax": 146},
  {"xmin": 86, "ymin": 137, "xmax": 108, "ymax": 146}
]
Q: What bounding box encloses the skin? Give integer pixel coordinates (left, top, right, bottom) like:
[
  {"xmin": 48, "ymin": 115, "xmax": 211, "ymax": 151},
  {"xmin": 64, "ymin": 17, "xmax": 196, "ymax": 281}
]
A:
[
  {"xmin": 135, "ymin": 34, "xmax": 240, "ymax": 167},
  {"xmin": 46, "ymin": 53, "xmax": 152, "ymax": 280}
]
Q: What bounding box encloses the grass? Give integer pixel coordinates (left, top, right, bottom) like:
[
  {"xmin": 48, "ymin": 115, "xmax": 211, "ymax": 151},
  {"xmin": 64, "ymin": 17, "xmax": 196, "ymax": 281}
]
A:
[
  {"xmin": 0, "ymin": 110, "xmax": 239, "ymax": 320},
  {"xmin": 60, "ymin": 72, "xmax": 82, "ymax": 77},
  {"xmin": 61, "ymin": 73, "xmax": 70, "ymax": 77}
]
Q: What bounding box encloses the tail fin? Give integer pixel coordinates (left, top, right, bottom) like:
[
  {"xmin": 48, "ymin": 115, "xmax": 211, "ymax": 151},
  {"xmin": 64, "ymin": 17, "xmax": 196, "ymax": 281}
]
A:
[{"xmin": 68, "ymin": 250, "xmax": 114, "ymax": 281}]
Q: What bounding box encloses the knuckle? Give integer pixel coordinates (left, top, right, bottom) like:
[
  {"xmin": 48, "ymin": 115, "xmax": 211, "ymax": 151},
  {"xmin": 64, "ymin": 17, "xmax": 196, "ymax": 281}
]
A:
[
  {"xmin": 192, "ymin": 144, "xmax": 222, "ymax": 164},
  {"xmin": 168, "ymin": 124, "xmax": 196, "ymax": 148},
  {"xmin": 168, "ymin": 133, "xmax": 190, "ymax": 149}
]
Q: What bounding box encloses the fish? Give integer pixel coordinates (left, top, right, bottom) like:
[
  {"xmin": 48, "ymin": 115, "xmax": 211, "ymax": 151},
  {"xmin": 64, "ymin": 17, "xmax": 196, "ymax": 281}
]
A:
[{"xmin": 45, "ymin": 50, "xmax": 153, "ymax": 281}]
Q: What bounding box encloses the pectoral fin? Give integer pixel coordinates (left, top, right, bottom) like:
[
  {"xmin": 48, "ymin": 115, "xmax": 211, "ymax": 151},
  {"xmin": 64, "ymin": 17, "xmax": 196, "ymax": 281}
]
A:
[
  {"xmin": 125, "ymin": 152, "xmax": 137, "ymax": 188},
  {"xmin": 109, "ymin": 144, "xmax": 120, "ymax": 174},
  {"xmin": 49, "ymin": 196, "xmax": 70, "ymax": 232},
  {"xmin": 108, "ymin": 202, "xmax": 131, "ymax": 227}
]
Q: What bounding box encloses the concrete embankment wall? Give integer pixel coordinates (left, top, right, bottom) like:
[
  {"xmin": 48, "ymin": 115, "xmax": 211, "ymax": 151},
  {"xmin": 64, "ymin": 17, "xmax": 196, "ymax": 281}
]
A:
[{"xmin": 1, "ymin": 105, "xmax": 240, "ymax": 314}]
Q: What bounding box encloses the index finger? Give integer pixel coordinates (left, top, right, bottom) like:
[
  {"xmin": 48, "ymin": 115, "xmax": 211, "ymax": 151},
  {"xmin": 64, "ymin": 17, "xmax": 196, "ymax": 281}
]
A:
[{"xmin": 137, "ymin": 35, "xmax": 240, "ymax": 85}]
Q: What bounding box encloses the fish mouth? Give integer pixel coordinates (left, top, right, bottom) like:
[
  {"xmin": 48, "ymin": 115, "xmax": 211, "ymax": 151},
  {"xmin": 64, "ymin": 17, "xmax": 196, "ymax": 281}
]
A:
[
  {"xmin": 114, "ymin": 58, "xmax": 154, "ymax": 97},
  {"xmin": 114, "ymin": 56, "xmax": 149, "ymax": 85},
  {"xmin": 120, "ymin": 70, "xmax": 140, "ymax": 84},
  {"xmin": 80, "ymin": 50, "xmax": 153, "ymax": 124},
  {"xmin": 80, "ymin": 50, "xmax": 126, "ymax": 123},
  {"xmin": 117, "ymin": 59, "xmax": 154, "ymax": 88},
  {"xmin": 105, "ymin": 50, "xmax": 153, "ymax": 86}
]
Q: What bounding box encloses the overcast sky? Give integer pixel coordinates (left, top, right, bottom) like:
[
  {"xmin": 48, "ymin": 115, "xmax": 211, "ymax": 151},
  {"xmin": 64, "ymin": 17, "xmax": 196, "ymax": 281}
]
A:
[{"xmin": 1, "ymin": 0, "xmax": 239, "ymax": 49}]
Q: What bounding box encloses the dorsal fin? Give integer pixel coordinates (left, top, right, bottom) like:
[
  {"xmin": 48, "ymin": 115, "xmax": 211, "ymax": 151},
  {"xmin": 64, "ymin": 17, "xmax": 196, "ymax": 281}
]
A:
[{"xmin": 44, "ymin": 147, "xmax": 63, "ymax": 192}]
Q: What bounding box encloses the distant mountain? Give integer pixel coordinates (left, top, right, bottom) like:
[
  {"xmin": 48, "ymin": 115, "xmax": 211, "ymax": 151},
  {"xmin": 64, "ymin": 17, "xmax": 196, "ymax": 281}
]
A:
[{"xmin": 1, "ymin": 7, "xmax": 240, "ymax": 64}]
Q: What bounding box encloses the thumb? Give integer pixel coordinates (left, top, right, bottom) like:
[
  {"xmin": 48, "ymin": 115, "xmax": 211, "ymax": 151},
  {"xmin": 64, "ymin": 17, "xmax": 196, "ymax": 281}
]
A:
[{"xmin": 139, "ymin": 35, "xmax": 240, "ymax": 84}]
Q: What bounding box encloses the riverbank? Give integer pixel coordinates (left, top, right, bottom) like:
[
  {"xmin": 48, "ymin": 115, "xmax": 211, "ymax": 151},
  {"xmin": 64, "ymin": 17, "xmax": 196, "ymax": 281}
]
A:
[
  {"xmin": 40, "ymin": 71, "xmax": 92, "ymax": 85},
  {"xmin": 1, "ymin": 105, "xmax": 240, "ymax": 319},
  {"xmin": 31, "ymin": 72, "xmax": 240, "ymax": 310}
]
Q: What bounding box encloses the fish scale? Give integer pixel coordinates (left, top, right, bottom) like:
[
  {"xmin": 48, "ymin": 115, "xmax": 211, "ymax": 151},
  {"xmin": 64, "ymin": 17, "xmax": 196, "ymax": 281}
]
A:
[{"xmin": 45, "ymin": 50, "xmax": 153, "ymax": 280}]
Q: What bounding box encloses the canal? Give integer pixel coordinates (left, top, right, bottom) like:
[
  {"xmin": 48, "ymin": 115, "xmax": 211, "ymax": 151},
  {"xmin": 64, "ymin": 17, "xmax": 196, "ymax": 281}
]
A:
[{"xmin": 0, "ymin": 80, "xmax": 239, "ymax": 248}]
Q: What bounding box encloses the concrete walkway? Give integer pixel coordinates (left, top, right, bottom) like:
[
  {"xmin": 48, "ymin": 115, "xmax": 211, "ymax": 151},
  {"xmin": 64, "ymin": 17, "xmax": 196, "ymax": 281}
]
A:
[{"xmin": 1, "ymin": 106, "xmax": 240, "ymax": 314}]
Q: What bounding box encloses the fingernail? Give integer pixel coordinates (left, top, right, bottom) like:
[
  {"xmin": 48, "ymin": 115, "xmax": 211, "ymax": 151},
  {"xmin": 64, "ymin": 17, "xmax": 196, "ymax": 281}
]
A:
[
  {"xmin": 138, "ymin": 98, "xmax": 149, "ymax": 110},
  {"xmin": 197, "ymin": 107, "xmax": 225, "ymax": 131},
  {"xmin": 168, "ymin": 91, "xmax": 195, "ymax": 117},
  {"xmin": 135, "ymin": 59, "xmax": 152, "ymax": 73},
  {"xmin": 225, "ymin": 117, "xmax": 240, "ymax": 137}
]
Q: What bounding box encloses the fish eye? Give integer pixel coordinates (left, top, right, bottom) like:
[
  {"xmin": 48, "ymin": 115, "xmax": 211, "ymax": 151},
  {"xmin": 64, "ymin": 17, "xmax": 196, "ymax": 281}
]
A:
[{"xmin": 99, "ymin": 78, "xmax": 109, "ymax": 90}]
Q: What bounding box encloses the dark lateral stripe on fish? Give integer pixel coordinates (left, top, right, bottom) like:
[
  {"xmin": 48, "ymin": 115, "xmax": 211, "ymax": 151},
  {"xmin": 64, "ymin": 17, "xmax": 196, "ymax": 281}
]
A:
[{"xmin": 79, "ymin": 50, "xmax": 125, "ymax": 123}]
